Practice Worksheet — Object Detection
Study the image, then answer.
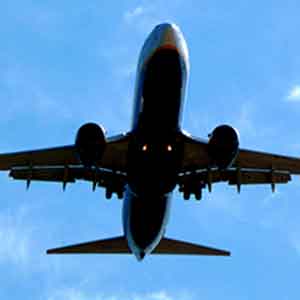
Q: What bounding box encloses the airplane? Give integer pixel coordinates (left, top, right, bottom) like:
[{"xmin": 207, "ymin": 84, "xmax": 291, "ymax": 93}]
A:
[{"xmin": 0, "ymin": 22, "xmax": 300, "ymax": 261}]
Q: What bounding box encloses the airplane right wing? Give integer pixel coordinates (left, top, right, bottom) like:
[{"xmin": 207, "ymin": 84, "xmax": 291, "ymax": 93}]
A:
[
  {"xmin": 0, "ymin": 145, "xmax": 78, "ymax": 170},
  {"xmin": 9, "ymin": 165, "xmax": 127, "ymax": 196},
  {"xmin": 0, "ymin": 133, "xmax": 130, "ymax": 172}
]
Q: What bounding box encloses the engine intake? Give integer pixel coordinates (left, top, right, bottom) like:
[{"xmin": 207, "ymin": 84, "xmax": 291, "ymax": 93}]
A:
[
  {"xmin": 208, "ymin": 125, "xmax": 239, "ymax": 169},
  {"xmin": 75, "ymin": 123, "xmax": 106, "ymax": 167}
]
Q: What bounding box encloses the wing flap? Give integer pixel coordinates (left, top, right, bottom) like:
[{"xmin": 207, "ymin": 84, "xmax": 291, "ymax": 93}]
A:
[
  {"xmin": 227, "ymin": 170, "xmax": 291, "ymax": 185},
  {"xmin": 47, "ymin": 236, "xmax": 130, "ymax": 254},
  {"xmin": 179, "ymin": 169, "xmax": 291, "ymax": 186},
  {"xmin": 9, "ymin": 166, "xmax": 127, "ymax": 191},
  {"xmin": 10, "ymin": 167, "xmax": 76, "ymax": 183},
  {"xmin": 153, "ymin": 237, "xmax": 230, "ymax": 256}
]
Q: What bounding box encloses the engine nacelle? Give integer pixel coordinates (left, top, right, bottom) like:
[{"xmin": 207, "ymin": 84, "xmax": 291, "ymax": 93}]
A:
[
  {"xmin": 208, "ymin": 125, "xmax": 239, "ymax": 169},
  {"xmin": 75, "ymin": 123, "xmax": 106, "ymax": 167}
]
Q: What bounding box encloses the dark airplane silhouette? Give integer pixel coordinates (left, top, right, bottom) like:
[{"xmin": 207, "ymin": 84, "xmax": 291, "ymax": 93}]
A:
[{"xmin": 0, "ymin": 23, "xmax": 298, "ymax": 260}]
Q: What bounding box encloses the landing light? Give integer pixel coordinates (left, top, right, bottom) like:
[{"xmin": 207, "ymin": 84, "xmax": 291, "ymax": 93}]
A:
[
  {"xmin": 167, "ymin": 145, "xmax": 172, "ymax": 152},
  {"xmin": 142, "ymin": 144, "xmax": 148, "ymax": 151}
]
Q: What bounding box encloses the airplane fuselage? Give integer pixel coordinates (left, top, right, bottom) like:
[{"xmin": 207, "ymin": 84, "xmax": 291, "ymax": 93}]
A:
[{"xmin": 123, "ymin": 23, "xmax": 189, "ymax": 260}]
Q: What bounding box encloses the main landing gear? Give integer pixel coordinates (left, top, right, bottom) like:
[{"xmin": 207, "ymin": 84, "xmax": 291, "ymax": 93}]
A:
[
  {"xmin": 105, "ymin": 186, "xmax": 124, "ymax": 200},
  {"xmin": 179, "ymin": 182, "xmax": 205, "ymax": 201}
]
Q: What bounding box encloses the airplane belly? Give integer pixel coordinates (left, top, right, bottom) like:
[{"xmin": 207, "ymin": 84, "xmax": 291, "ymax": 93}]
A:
[
  {"xmin": 133, "ymin": 48, "xmax": 185, "ymax": 133},
  {"xmin": 123, "ymin": 186, "xmax": 172, "ymax": 256},
  {"xmin": 127, "ymin": 130, "xmax": 183, "ymax": 196}
]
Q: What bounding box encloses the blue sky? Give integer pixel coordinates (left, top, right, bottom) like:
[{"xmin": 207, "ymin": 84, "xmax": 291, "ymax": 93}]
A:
[{"xmin": 1, "ymin": 0, "xmax": 300, "ymax": 299}]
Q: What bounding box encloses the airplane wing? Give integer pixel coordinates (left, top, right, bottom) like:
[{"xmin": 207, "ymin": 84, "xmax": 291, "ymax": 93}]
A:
[
  {"xmin": 0, "ymin": 133, "xmax": 129, "ymax": 172},
  {"xmin": 235, "ymin": 148, "xmax": 300, "ymax": 173},
  {"xmin": 0, "ymin": 133, "xmax": 130, "ymax": 192},
  {"xmin": 179, "ymin": 133, "xmax": 211, "ymax": 172},
  {"xmin": 179, "ymin": 132, "xmax": 300, "ymax": 195}
]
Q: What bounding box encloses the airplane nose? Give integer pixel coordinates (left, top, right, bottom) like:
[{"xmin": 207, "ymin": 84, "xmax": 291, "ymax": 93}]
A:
[
  {"xmin": 155, "ymin": 23, "xmax": 179, "ymax": 47},
  {"xmin": 137, "ymin": 22, "xmax": 189, "ymax": 75},
  {"xmin": 155, "ymin": 22, "xmax": 177, "ymax": 33}
]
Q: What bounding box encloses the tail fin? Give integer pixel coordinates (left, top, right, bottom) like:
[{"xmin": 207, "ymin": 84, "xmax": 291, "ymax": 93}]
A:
[
  {"xmin": 153, "ymin": 237, "xmax": 230, "ymax": 256},
  {"xmin": 47, "ymin": 236, "xmax": 129, "ymax": 254}
]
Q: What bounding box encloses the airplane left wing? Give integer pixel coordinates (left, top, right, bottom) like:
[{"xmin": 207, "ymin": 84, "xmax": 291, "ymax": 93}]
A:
[
  {"xmin": 179, "ymin": 133, "xmax": 211, "ymax": 172},
  {"xmin": 179, "ymin": 132, "xmax": 300, "ymax": 197},
  {"xmin": 235, "ymin": 148, "xmax": 300, "ymax": 174},
  {"xmin": 180, "ymin": 132, "xmax": 300, "ymax": 174}
]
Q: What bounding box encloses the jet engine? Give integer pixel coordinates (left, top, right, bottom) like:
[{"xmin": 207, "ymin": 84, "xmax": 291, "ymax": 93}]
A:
[
  {"xmin": 75, "ymin": 123, "xmax": 106, "ymax": 167},
  {"xmin": 208, "ymin": 125, "xmax": 239, "ymax": 169}
]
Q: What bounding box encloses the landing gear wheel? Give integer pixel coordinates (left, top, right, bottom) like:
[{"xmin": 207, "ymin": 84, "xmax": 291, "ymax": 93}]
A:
[
  {"xmin": 195, "ymin": 189, "xmax": 202, "ymax": 200},
  {"xmin": 105, "ymin": 189, "xmax": 113, "ymax": 199},
  {"xmin": 183, "ymin": 191, "xmax": 190, "ymax": 200},
  {"xmin": 117, "ymin": 190, "xmax": 123, "ymax": 199}
]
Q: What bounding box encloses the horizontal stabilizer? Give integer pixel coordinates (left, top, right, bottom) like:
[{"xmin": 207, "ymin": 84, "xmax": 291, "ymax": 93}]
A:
[
  {"xmin": 47, "ymin": 236, "xmax": 230, "ymax": 257},
  {"xmin": 47, "ymin": 236, "xmax": 130, "ymax": 254},
  {"xmin": 153, "ymin": 237, "xmax": 230, "ymax": 256}
]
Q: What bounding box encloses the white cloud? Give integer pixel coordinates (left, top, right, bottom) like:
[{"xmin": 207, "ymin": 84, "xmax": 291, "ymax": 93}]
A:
[
  {"xmin": 0, "ymin": 207, "xmax": 34, "ymax": 266},
  {"xmin": 46, "ymin": 288, "xmax": 190, "ymax": 300},
  {"xmin": 122, "ymin": 2, "xmax": 183, "ymax": 34},
  {"xmin": 286, "ymin": 85, "xmax": 300, "ymax": 101},
  {"xmin": 289, "ymin": 231, "xmax": 300, "ymax": 256},
  {"xmin": 133, "ymin": 291, "xmax": 173, "ymax": 300},
  {"xmin": 235, "ymin": 101, "xmax": 255, "ymax": 137},
  {"xmin": 47, "ymin": 288, "xmax": 102, "ymax": 300},
  {"xmin": 124, "ymin": 6, "xmax": 145, "ymax": 23},
  {"xmin": 123, "ymin": 5, "xmax": 159, "ymax": 33},
  {"xmin": 0, "ymin": 205, "xmax": 56, "ymax": 272},
  {"xmin": 0, "ymin": 64, "xmax": 72, "ymax": 121}
]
